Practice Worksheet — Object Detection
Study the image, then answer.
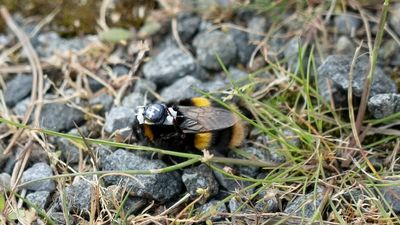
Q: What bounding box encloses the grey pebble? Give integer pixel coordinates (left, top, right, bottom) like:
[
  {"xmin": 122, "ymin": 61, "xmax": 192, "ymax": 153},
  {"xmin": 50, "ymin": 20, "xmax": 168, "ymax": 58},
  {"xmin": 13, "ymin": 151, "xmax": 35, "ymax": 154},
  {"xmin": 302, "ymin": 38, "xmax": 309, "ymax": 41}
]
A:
[
  {"xmin": 34, "ymin": 32, "xmax": 97, "ymax": 58},
  {"xmin": 368, "ymin": 94, "xmax": 400, "ymax": 119},
  {"xmin": 13, "ymin": 97, "xmax": 31, "ymax": 117},
  {"xmin": 89, "ymin": 92, "xmax": 114, "ymax": 114},
  {"xmin": 212, "ymin": 163, "xmax": 252, "ymax": 192},
  {"xmin": 334, "ymin": 13, "xmax": 361, "ymax": 36},
  {"xmin": 26, "ymin": 191, "xmax": 50, "ymax": 209},
  {"xmin": 160, "ymin": 76, "xmax": 226, "ymax": 103},
  {"xmin": 0, "ymin": 146, "xmax": 11, "ymax": 171},
  {"xmin": 193, "ymin": 30, "xmax": 237, "ymax": 70},
  {"xmin": 112, "ymin": 64, "xmax": 129, "ymax": 77},
  {"xmin": 389, "ymin": 3, "xmax": 400, "ymax": 37},
  {"xmin": 284, "ymin": 186, "xmax": 325, "ymax": 217},
  {"xmin": 65, "ymin": 178, "xmax": 93, "ymax": 213},
  {"xmin": 0, "ymin": 173, "xmax": 11, "ymax": 189},
  {"xmin": 160, "ymin": 76, "xmax": 202, "ymax": 102},
  {"xmin": 40, "ymin": 103, "xmax": 85, "ymax": 132},
  {"xmin": 196, "ymin": 199, "xmax": 228, "ymax": 221},
  {"xmin": 336, "ymin": 36, "xmax": 355, "ymax": 55},
  {"xmin": 101, "ymin": 149, "xmax": 182, "ymax": 202},
  {"xmin": 177, "ymin": 12, "xmax": 201, "ymax": 42},
  {"xmin": 229, "ymin": 29, "xmax": 254, "ymax": 66},
  {"xmin": 378, "ymin": 39, "xmax": 400, "ymax": 66},
  {"xmin": 254, "ymin": 133, "xmax": 288, "ymax": 164},
  {"xmin": 21, "ymin": 162, "xmax": 55, "ymax": 192},
  {"xmin": 122, "ymin": 92, "xmax": 145, "ymax": 109},
  {"xmin": 317, "ymin": 55, "xmax": 397, "ymax": 106},
  {"xmin": 143, "ymin": 47, "xmax": 206, "ymax": 87},
  {"xmin": 255, "ymin": 189, "xmax": 279, "ymax": 213},
  {"xmin": 4, "ymin": 74, "xmax": 32, "ymax": 107},
  {"xmin": 228, "ymin": 146, "xmax": 269, "ymax": 177},
  {"xmin": 182, "ymin": 0, "xmax": 234, "ymax": 11},
  {"xmin": 48, "ymin": 212, "xmax": 73, "ymax": 225},
  {"xmin": 379, "ymin": 179, "xmax": 400, "ymax": 214},
  {"xmin": 56, "ymin": 137, "xmax": 80, "ymax": 164},
  {"xmin": 182, "ymin": 164, "xmax": 219, "ymax": 200},
  {"xmin": 283, "ymin": 37, "xmax": 308, "ymax": 74},
  {"xmin": 134, "ymin": 79, "xmax": 157, "ymax": 96},
  {"xmin": 104, "ymin": 106, "xmax": 136, "ymax": 136},
  {"xmin": 247, "ymin": 16, "xmax": 267, "ymax": 42}
]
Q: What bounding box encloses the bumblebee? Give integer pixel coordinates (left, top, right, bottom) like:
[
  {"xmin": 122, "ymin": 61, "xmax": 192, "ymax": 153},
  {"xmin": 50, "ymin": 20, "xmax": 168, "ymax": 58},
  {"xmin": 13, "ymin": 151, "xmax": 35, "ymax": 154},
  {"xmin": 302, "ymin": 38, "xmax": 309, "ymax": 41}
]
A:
[{"xmin": 135, "ymin": 97, "xmax": 245, "ymax": 151}]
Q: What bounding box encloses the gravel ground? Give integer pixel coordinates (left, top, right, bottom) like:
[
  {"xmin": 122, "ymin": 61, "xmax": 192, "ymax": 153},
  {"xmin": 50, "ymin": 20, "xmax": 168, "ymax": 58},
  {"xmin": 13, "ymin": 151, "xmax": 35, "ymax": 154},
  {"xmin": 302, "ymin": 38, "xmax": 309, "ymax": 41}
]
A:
[{"xmin": 1, "ymin": 1, "xmax": 400, "ymax": 224}]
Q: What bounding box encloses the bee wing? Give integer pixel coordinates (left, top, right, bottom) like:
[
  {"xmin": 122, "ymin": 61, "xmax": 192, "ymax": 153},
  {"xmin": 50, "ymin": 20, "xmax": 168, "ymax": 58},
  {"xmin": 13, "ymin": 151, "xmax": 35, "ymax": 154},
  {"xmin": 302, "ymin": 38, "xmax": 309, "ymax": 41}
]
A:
[{"xmin": 178, "ymin": 106, "xmax": 238, "ymax": 133}]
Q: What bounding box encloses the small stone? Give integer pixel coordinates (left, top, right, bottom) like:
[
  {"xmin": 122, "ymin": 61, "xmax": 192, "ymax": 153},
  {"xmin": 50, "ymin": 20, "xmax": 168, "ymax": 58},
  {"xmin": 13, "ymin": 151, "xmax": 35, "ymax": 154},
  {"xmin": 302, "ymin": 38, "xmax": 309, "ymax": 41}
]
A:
[
  {"xmin": 143, "ymin": 47, "xmax": 205, "ymax": 87},
  {"xmin": 283, "ymin": 37, "xmax": 308, "ymax": 74},
  {"xmin": 228, "ymin": 196, "xmax": 248, "ymax": 213},
  {"xmin": 182, "ymin": 0, "xmax": 234, "ymax": 11},
  {"xmin": 112, "ymin": 64, "xmax": 129, "ymax": 77},
  {"xmin": 284, "ymin": 186, "xmax": 325, "ymax": 217},
  {"xmin": 26, "ymin": 191, "xmax": 50, "ymax": 209},
  {"xmin": 49, "ymin": 212, "xmax": 72, "ymax": 225},
  {"xmin": 368, "ymin": 94, "xmax": 400, "ymax": 119},
  {"xmin": 88, "ymin": 78, "xmax": 104, "ymax": 92},
  {"xmin": 378, "ymin": 39, "xmax": 400, "ymax": 66},
  {"xmin": 199, "ymin": 79, "xmax": 226, "ymax": 93},
  {"xmin": 193, "ymin": 30, "xmax": 237, "ymax": 70},
  {"xmin": 335, "ymin": 13, "xmax": 361, "ymax": 36},
  {"xmin": 389, "ymin": 3, "xmax": 400, "ymax": 37},
  {"xmin": 0, "ymin": 146, "xmax": 11, "ymax": 171},
  {"xmin": 101, "ymin": 149, "xmax": 182, "ymax": 202},
  {"xmin": 196, "ymin": 199, "xmax": 228, "ymax": 221},
  {"xmin": 227, "ymin": 67, "xmax": 248, "ymax": 84},
  {"xmin": 13, "ymin": 97, "xmax": 31, "ymax": 117},
  {"xmin": 0, "ymin": 173, "xmax": 11, "ymax": 189},
  {"xmin": 104, "ymin": 106, "xmax": 136, "ymax": 136},
  {"xmin": 96, "ymin": 146, "xmax": 113, "ymax": 168},
  {"xmin": 336, "ymin": 36, "xmax": 355, "ymax": 55},
  {"xmin": 379, "ymin": 179, "xmax": 400, "ymax": 213},
  {"xmin": 282, "ymin": 129, "xmax": 300, "ymax": 147},
  {"xmin": 4, "ymin": 74, "xmax": 33, "ymax": 107},
  {"xmin": 122, "ymin": 92, "xmax": 145, "ymax": 109},
  {"xmin": 247, "ymin": 16, "xmax": 268, "ymax": 42},
  {"xmin": 160, "ymin": 76, "xmax": 202, "ymax": 102},
  {"xmin": 56, "ymin": 137, "xmax": 80, "ymax": 164},
  {"xmin": 182, "ymin": 164, "xmax": 219, "ymax": 200},
  {"xmin": 134, "ymin": 79, "xmax": 157, "ymax": 95},
  {"xmin": 255, "ymin": 189, "xmax": 279, "ymax": 213},
  {"xmin": 229, "ymin": 29, "xmax": 254, "ymax": 66},
  {"xmin": 317, "ymin": 55, "xmax": 397, "ymax": 106},
  {"xmin": 89, "ymin": 92, "xmax": 114, "ymax": 114},
  {"xmin": 65, "ymin": 178, "xmax": 93, "ymax": 213},
  {"xmin": 21, "ymin": 163, "xmax": 55, "ymax": 192},
  {"xmin": 0, "ymin": 35, "xmax": 11, "ymax": 48},
  {"xmin": 177, "ymin": 12, "xmax": 201, "ymax": 42},
  {"xmin": 254, "ymin": 134, "xmax": 287, "ymax": 164},
  {"xmin": 228, "ymin": 146, "xmax": 270, "ymax": 177},
  {"xmin": 34, "ymin": 32, "xmax": 98, "ymax": 58},
  {"xmin": 212, "ymin": 164, "xmax": 252, "ymax": 192},
  {"xmin": 40, "ymin": 103, "xmax": 85, "ymax": 132},
  {"xmin": 123, "ymin": 196, "xmax": 147, "ymax": 215}
]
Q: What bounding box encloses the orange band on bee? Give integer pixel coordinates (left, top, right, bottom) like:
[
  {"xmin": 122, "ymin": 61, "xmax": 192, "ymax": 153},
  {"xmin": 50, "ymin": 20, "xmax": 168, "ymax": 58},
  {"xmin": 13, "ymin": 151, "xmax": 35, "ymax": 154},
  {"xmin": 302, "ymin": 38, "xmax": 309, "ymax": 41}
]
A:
[
  {"xmin": 143, "ymin": 124, "xmax": 154, "ymax": 141},
  {"xmin": 191, "ymin": 97, "xmax": 211, "ymax": 107},
  {"xmin": 194, "ymin": 132, "xmax": 212, "ymax": 150}
]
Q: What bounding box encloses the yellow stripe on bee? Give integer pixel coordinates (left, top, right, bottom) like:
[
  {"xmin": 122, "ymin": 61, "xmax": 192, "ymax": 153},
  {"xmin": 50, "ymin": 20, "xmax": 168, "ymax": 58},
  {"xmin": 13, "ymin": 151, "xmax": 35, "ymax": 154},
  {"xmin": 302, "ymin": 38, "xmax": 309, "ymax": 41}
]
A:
[
  {"xmin": 191, "ymin": 97, "xmax": 211, "ymax": 107},
  {"xmin": 143, "ymin": 124, "xmax": 154, "ymax": 141},
  {"xmin": 229, "ymin": 119, "xmax": 245, "ymax": 148},
  {"xmin": 194, "ymin": 132, "xmax": 212, "ymax": 150}
]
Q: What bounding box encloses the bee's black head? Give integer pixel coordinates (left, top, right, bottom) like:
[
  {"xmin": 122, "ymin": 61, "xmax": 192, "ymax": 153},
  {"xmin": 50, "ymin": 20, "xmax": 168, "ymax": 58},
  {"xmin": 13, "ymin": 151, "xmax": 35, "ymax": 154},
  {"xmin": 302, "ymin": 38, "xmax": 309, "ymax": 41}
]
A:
[{"xmin": 143, "ymin": 103, "xmax": 167, "ymax": 125}]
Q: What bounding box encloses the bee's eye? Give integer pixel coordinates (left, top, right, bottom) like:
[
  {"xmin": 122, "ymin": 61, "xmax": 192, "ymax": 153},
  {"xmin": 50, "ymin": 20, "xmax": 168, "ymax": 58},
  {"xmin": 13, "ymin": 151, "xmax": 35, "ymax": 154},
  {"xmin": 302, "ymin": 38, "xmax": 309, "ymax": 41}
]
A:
[{"xmin": 144, "ymin": 104, "xmax": 167, "ymax": 124}]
